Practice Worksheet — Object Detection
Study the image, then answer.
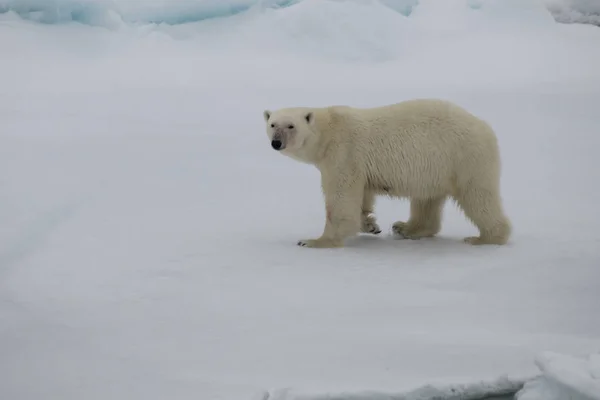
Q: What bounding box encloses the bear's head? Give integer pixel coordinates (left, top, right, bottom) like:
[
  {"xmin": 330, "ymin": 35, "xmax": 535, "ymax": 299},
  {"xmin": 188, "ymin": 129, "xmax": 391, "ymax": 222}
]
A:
[{"xmin": 263, "ymin": 107, "xmax": 316, "ymax": 162}]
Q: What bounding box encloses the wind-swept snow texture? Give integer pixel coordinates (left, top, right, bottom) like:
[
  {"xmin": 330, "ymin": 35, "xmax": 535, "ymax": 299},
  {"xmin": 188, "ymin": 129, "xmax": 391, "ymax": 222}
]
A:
[{"xmin": 1, "ymin": 1, "xmax": 600, "ymax": 400}]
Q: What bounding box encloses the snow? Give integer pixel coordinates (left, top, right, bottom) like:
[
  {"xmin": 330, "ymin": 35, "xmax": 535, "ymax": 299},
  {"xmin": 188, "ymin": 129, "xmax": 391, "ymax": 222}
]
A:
[
  {"xmin": 266, "ymin": 375, "xmax": 525, "ymax": 399},
  {"xmin": 516, "ymin": 352, "xmax": 600, "ymax": 400},
  {"xmin": 1, "ymin": 0, "xmax": 599, "ymax": 26},
  {"xmin": 545, "ymin": 0, "xmax": 600, "ymax": 26},
  {"xmin": 1, "ymin": 1, "xmax": 600, "ymax": 400}
]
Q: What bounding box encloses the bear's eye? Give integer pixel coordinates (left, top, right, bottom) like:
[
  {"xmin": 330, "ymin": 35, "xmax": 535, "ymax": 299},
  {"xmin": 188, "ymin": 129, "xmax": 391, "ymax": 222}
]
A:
[
  {"xmin": 288, "ymin": 124, "xmax": 294, "ymax": 129},
  {"xmin": 270, "ymin": 123, "xmax": 275, "ymax": 128}
]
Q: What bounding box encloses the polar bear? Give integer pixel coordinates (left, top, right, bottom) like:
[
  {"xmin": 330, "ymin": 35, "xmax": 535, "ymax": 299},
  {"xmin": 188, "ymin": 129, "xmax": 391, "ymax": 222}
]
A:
[{"xmin": 263, "ymin": 98, "xmax": 511, "ymax": 248}]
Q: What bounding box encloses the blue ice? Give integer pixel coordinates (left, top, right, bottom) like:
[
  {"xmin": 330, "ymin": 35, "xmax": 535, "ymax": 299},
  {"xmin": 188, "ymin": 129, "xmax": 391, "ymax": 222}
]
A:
[{"xmin": 0, "ymin": 0, "xmax": 598, "ymax": 27}]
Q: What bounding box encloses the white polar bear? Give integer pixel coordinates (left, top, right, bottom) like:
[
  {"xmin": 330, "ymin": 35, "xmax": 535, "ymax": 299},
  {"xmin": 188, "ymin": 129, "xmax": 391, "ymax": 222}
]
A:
[{"xmin": 263, "ymin": 98, "xmax": 511, "ymax": 248}]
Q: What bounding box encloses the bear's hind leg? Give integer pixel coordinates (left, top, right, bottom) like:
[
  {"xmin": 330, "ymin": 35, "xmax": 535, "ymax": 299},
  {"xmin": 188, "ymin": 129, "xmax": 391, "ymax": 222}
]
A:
[
  {"xmin": 454, "ymin": 186, "xmax": 511, "ymax": 245},
  {"xmin": 361, "ymin": 190, "xmax": 381, "ymax": 235},
  {"xmin": 393, "ymin": 196, "xmax": 446, "ymax": 239}
]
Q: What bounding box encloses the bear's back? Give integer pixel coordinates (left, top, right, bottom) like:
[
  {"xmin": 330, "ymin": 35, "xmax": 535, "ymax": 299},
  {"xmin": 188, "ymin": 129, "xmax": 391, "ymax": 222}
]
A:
[{"xmin": 326, "ymin": 99, "xmax": 498, "ymax": 198}]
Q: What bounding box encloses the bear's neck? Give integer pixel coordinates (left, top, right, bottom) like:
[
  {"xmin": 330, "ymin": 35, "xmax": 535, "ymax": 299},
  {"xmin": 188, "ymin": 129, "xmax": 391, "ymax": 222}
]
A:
[{"xmin": 300, "ymin": 134, "xmax": 331, "ymax": 166}]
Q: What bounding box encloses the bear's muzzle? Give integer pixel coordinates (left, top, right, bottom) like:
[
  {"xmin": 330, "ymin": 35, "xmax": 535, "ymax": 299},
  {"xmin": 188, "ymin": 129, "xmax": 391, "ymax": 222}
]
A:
[{"xmin": 271, "ymin": 132, "xmax": 286, "ymax": 151}]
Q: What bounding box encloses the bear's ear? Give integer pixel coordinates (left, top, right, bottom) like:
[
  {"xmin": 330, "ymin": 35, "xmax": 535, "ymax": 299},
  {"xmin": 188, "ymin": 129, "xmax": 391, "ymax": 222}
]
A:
[
  {"xmin": 305, "ymin": 112, "xmax": 314, "ymax": 124},
  {"xmin": 263, "ymin": 110, "xmax": 271, "ymax": 122}
]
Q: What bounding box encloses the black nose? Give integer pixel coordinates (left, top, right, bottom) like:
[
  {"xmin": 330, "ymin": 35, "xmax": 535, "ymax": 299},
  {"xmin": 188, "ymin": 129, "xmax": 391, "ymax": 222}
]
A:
[{"xmin": 271, "ymin": 139, "xmax": 282, "ymax": 150}]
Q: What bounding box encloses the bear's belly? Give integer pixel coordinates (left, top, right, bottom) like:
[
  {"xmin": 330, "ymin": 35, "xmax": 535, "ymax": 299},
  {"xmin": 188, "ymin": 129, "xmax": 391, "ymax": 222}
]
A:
[
  {"xmin": 365, "ymin": 176, "xmax": 400, "ymax": 196},
  {"xmin": 365, "ymin": 170, "xmax": 452, "ymax": 199},
  {"xmin": 360, "ymin": 143, "xmax": 457, "ymax": 198}
]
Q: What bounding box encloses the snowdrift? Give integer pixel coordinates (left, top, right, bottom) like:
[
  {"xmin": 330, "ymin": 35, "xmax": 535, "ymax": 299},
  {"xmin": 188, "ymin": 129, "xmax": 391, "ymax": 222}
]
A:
[
  {"xmin": 1, "ymin": 0, "xmax": 598, "ymax": 28},
  {"xmin": 3, "ymin": 0, "xmax": 598, "ymax": 79},
  {"xmin": 261, "ymin": 375, "xmax": 526, "ymax": 399},
  {"xmin": 545, "ymin": 0, "xmax": 600, "ymax": 25},
  {"xmin": 516, "ymin": 352, "xmax": 600, "ymax": 400},
  {"xmin": 259, "ymin": 352, "xmax": 600, "ymax": 400}
]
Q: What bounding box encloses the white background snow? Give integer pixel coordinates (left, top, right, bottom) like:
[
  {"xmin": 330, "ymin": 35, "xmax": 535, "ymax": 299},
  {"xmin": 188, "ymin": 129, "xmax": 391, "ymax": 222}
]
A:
[{"xmin": 1, "ymin": 1, "xmax": 600, "ymax": 400}]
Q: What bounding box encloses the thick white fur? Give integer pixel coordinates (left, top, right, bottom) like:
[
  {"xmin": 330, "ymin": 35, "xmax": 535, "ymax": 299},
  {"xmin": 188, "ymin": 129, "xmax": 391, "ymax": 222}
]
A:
[{"xmin": 263, "ymin": 99, "xmax": 511, "ymax": 248}]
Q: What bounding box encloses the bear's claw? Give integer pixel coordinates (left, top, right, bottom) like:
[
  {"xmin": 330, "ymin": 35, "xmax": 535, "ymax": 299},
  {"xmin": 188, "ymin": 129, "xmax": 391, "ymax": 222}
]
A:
[
  {"xmin": 297, "ymin": 238, "xmax": 344, "ymax": 248},
  {"xmin": 363, "ymin": 225, "xmax": 381, "ymax": 235},
  {"xmin": 392, "ymin": 221, "xmax": 436, "ymax": 240},
  {"xmin": 361, "ymin": 214, "xmax": 381, "ymax": 235},
  {"xmin": 463, "ymin": 236, "xmax": 508, "ymax": 245}
]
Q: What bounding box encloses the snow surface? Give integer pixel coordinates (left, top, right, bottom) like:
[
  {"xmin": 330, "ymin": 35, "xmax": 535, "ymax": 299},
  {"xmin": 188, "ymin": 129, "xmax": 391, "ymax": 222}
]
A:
[
  {"xmin": 516, "ymin": 352, "xmax": 600, "ymax": 400},
  {"xmin": 1, "ymin": 1, "xmax": 600, "ymax": 400}
]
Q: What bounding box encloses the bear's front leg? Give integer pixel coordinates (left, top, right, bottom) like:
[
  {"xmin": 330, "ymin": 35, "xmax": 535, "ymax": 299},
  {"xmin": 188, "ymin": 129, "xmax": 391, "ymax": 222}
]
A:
[
  {"xmin": 361, "ymin": 190, "xmax": 381, "ymax": 235},
  {"xmin": 298, "ymin": 185, "xmax": 363, "ymax": 248}
]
